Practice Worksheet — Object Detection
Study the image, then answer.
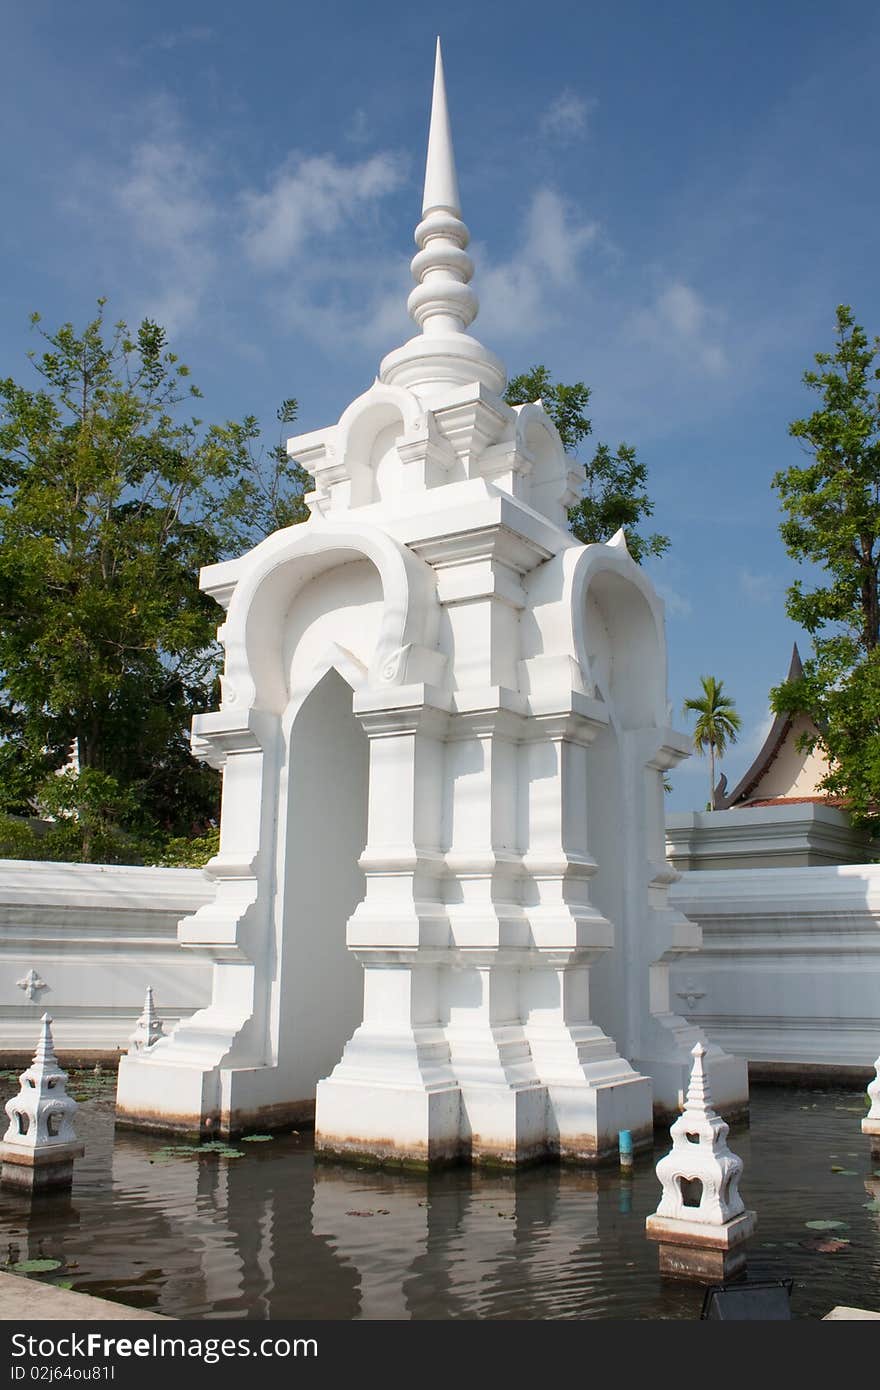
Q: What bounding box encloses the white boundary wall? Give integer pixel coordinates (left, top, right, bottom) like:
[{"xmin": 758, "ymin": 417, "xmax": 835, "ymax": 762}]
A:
[
  {"xmin": 0, "ymin": 860, "xmax": 214, "ymax": 1057},
  {"xmin": 669, "ymin": 864, "xmax": 880, "ymax": 1073},
  {"xmin": 3, "ymin": 856, "xmax": 879, "ymax": 1077}
]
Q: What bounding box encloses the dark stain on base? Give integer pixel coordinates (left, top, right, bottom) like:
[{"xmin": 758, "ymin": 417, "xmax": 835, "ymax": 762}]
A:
[
  {"xmin": 115, "ymin": 1099, "xmax": 316, "ymax": 1143},
  {"xmin": 315, "ymin": 1125, "xmax": 657, "ymax": 1171},
  {"xmin": 749, "ymin": 1061, "xmax": 873, "ymax": 1089},
  {"xmin": 0, "ymin": 1050, "xmax": 122, "ymax": 1071}
]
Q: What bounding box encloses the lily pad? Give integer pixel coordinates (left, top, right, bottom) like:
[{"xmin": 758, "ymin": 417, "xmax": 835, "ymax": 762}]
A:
[
  {"xmin": 241, "ymin": 1135, "xmax": 273, "ymax": 1143},
  {"xmin": 153, "ymin": 1142, "xmax": 242, "ymax": 1159},
  {"xmin": 801, "ymin": 1236, "xmax": 850, "ymax": 1254},
  {"xmin": 805, "ymin": 1219, "xmax": 848, "ymax": 1231},
  {"xmin": 864, "ymin": 1200, "xmax": 880, "ymax": 1213},
  {"xmin": 830, "ymin": 1168, "xmax": 858, "ymax": 1176},
  {"xmin": 10, "ymin": 1259, "xmax": 63, "ymax": 1274}
]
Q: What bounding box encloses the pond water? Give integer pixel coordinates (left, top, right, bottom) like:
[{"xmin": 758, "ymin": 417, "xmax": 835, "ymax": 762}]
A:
[{"xmin": 0, "ymin": 1079, "xmax": 877, "ymax": 1320}]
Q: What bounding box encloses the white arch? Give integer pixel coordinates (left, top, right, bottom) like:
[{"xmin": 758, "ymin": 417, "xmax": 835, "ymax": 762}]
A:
[
  {"xmin": 513, "ymin": 400, "xmax": 565, "ymax": 462},
  {"xmin": 524, "ymin": 539, "xmax": 668, "ymax": 727},
  {"xmin": 336, "ymin": 381, "xmax": 425, "ymax": 505},
  {"xmin": 221, "ymin": 518, "xmax": 442, "ymax": 716}
]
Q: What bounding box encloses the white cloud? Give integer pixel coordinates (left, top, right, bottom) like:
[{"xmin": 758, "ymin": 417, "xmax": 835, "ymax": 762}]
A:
[
  {"xmin": 241, "ymin": 153, "xmax": 405, "ymax": 271},
  {"xmin": 67, "ymin": 94, "xmax": 410, "ymax": 353},
  {"xmin": 539, "ymin": 91, "xmax": 596, "ymax": 141},
  {"xmin": 743, "ymin": 710, "xmax": 775, "ymax": 757},
  {"xmin": 653, "ymin": 582, "xmax": 693, "ymax": 619},
  {"xmin": 629, "ymin": 280, "xmax": 727, "ymax": 376},
  {"xmin": 739, "ymin": 568, "xmax": 775, "ymax": 603},
  {"xmin": 151, "ymin": 27, "xmax": 214, "ymax": 51},
  {"xmin": 272, "ymin": 251, "xmax": 412, "ymax": 353},
  {"xmin": 111, "ymin": 100, "xmax": 217, "ymax": 332},
  {"xmin": 346, "ymin": 108, "xmax": 372, "ymax": 145},
  {"xmin": 478, "ymin": 188, "xmax": 600, "ymax": 336}
]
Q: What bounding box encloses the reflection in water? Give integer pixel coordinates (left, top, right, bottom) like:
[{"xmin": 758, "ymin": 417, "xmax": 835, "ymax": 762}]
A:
[
  {"xmin": 0, "ymin": 1087, "xmax": 878, "ymax": 1319},
  {"xmin": 312, "ymin": 1164, "xmax": 603, "ymax": 1319}
]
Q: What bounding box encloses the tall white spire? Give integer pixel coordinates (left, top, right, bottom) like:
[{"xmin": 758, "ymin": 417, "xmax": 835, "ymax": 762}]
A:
[
  {"xmin": 422, "ymin": 38, "xmax": 461, "ymax": 216},
  {"xmin": 379, "ymin": 39, "xmax": 506, "ymax": 398}
]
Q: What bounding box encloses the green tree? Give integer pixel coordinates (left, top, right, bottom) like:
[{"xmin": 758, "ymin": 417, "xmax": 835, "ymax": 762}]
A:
[
  {"xmin": 204, "ymin": 398, "xmax": 311, "ymax": 554},
  {"xmin": 771, "ymin": 304, "xmax": 880, "ymax": 825},
  {"xmin": 683, "ymin": 675, "xmax": 741, "ymax": 810},
  {"xmin": 504, "ymin": 364, "xmax": 669, "ymax": 562},
  {"xmin": 0, "ymin": 302, "xmax": 305, "ymax": 859}
]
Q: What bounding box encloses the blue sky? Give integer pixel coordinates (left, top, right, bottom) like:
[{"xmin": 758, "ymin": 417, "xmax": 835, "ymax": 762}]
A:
[{"xmin": 3, "ymin": 2, "xmax": 879, "ymax": 810}]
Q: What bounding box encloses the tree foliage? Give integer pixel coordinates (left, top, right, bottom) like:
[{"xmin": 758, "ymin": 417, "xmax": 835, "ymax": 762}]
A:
[
  {"xmin": 682, "ymin": 675, "xmax": 741, "ymax": 811},
  {"xmin": 771, "ymin": 305, "xmax": 880, "ymax": 825},
  {"xmin": 0, "ymin": 302, "xmax": 307, "ymax": 859},
  {"xmin": 504, "ymin": 365, "xmax": 669, "ymax": 563}
]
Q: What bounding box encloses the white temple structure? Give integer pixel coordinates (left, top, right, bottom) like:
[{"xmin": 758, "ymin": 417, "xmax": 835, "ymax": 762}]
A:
[{"xmin": 115, "ymin": 41, "xmax": 747, "ymax": 1164}]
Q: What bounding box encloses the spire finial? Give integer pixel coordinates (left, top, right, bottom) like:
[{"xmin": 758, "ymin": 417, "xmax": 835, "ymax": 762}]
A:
[
  {"xmin": 684, "ymin": 1041, "xmax": 713, "ymax": 1111},
  {"xmin": 423, "ymin": 38, "xmax": 461, "ymax": 216},
  {"xmin": 379, "ymin": 41, "xmax": 506, "ymax": 396},
  {"xmin": 34, "ymin": 1013, "xmax": 58, "ymax": 1068}
]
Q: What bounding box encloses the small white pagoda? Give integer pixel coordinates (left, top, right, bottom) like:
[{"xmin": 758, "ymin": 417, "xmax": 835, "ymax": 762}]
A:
[
  {"xmin": 1, "ymin": 1014, "xmax": 83, "ymax": 1193},
  {"xmin": 864, "ymin": 1055, "xmax": 880, "ymax": 1160},
  {"xmin": 116, "ymin": 41, "xmax": 747, "ymax": 1164},
  {"xmin": 647, "ymin": 1043, "xmax": 755, "ymax": 1280},
  {"xmin": 128, "ymin": 986, "xmax": 165, "ymax": 1053}
]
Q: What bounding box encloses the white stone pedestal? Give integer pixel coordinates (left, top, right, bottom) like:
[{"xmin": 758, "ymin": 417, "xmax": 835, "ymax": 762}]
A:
[
  {"xmin": 0, "ymin": 1141, "xmax": 84, "ymax": 1194},
  {"xmin": 645, "ymin": 1209, "xmax": 756, "ymax": 1282}
]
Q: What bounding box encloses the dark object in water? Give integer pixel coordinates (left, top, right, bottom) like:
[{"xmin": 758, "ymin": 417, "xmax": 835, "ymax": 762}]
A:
[{"xmin": 701, "ymin": 1279, "xmax": 794, "ymax": 1320}]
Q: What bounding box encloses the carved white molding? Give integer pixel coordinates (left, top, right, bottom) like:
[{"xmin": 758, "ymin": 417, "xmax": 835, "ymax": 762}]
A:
[
  {"xmin": 676, "ymin": 982, "xmax": 705, "ymax": 1012},
  {"xmin": 16, "ymin": 968, "xmax": 48, "ymax": 1003}
]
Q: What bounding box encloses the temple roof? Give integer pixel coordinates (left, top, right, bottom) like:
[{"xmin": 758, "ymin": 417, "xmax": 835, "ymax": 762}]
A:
[{"xmin": 714, "ymin": 644, "xmax": 829, "ymax": 809}]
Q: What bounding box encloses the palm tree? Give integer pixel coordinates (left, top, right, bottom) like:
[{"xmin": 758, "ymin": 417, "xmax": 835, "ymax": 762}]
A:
[{"xmin": 683, "ymin": 675, "xmax": 742, "ymax": 811}]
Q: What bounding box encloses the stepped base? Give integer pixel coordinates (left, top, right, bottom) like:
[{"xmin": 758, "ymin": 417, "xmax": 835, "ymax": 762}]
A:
[
  {"xmin": 0, "ymin": 1142, "xmax": 84, "ymax": 1194},
  {"xmin": 646, "ymin": 1209, "xmax": 756, "ymax": 1282}
]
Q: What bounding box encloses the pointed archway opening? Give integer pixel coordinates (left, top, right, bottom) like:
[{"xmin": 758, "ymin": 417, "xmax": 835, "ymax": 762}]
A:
[{"xmin": 277, "ymin": 666, "xmax": 369, "ymax": 1101}]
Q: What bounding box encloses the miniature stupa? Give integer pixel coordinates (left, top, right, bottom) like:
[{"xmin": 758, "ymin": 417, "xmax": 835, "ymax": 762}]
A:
[
  {"xmin": 128, "ymin": 986, "xmax": 165, "ymax": 1053},
  {"xmin": 864, "ymin": 1054, "xmax": 880, "ymax": 1160},
  {"xmin": 0, "ymin": 1014, "xmax": 83, "ymax": 1193},
  {"xmin": 646, "ymin": 1042, "xmax": 755, "ymax": 1280}
]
